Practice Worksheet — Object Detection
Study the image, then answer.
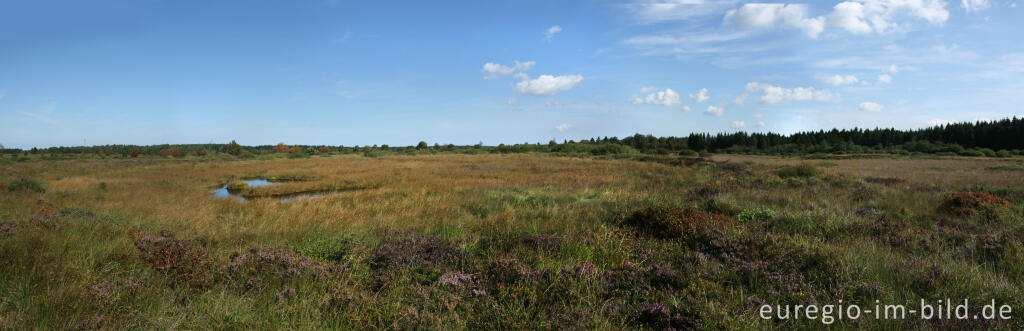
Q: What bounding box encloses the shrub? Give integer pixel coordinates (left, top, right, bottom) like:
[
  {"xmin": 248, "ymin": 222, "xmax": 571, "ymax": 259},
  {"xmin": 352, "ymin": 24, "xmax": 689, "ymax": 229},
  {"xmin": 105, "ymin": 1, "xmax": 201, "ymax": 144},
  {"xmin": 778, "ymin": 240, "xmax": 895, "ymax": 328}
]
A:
[
  {"xmin": 775, "ymin": 164, "xmax": 823, "ymax": 178},
  {"xmin": 623, "ymin": 206, "xmax": 739, "ymax": 240},
  {"xmin": 7, "ymin": 177, "xmax": 45, "ymax": 193},
  {"xmin": 136, "ymin": 234, "xmax": 211, "ymax": 287},
  {"xmin": 938, "ymin": 192, "xmax": 1010, "ymax": 217}
]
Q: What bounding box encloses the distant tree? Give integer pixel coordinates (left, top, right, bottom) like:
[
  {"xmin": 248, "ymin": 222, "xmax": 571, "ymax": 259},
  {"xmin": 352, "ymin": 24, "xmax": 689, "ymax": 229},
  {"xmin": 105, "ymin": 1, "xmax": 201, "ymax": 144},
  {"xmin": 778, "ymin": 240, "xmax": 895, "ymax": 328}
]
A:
[
  {"xmin": 381, "ymin": 144, "xmax": 389, "ymax": 150},
  {"xmin": 416, "ymin": 141, "xmax": 428, "ymax": 150},
  {"xmin": 226, "ymin": 140, "xmax": 242, "ymax": 155},
  {"xmin": 287, "ymin": 146, "xmax": 302, "ymax": 154},
  {"xmin": 433, "ymin": 143, "xmax": 440, "ymax": 150},
  {"xmin": 319, "ymin": 146, "xmax": 332, "ymax": 153},
  {"xmin": 130, "ymin": 149, "xmax": 140, "ymax": 158},
  {"xmin": 274, "ymin": 142, "xmax": 289, "ymax": 153}
]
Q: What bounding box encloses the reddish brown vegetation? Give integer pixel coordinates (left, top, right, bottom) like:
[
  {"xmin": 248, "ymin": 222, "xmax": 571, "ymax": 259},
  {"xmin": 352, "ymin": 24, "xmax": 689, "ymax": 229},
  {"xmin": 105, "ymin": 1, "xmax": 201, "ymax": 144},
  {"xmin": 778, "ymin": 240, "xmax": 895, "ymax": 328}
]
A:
[
  {"xmin": 157, "ymin": 147, "xmax": 184, "ymax": 158},
  {"xmin": 623, "ymin": 206, "xmax": 739, "ymax": 240},
  {"xmin": 274, "ymin": 142, "xmax": 289, "ymax": 153},
  {"xmin": 135, "ymin": 233, "xmax": 212, "ymax": 287},
  {"xmin": 939, "ymin": 192, "xmax": 1010, "ymax": 217}
]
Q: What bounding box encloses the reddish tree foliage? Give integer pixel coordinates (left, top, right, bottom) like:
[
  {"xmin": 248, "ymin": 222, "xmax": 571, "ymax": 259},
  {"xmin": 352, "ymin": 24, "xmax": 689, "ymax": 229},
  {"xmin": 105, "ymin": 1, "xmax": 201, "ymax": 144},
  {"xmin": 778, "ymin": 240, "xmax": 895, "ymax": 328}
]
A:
[
  {"xmin": 288, "ymin": 146, "xmax": 302, "ymax": 153},
  {"xmin": 939, "ymin": 192, "xmax": 1010, "ymax": 217},
  {"xmin": 319, "ymin": 146, "xmax": 332, "ymax": 153},
  {"xmin": 274, "ymin": 142, "xmax": 289, "ymax": 153}
]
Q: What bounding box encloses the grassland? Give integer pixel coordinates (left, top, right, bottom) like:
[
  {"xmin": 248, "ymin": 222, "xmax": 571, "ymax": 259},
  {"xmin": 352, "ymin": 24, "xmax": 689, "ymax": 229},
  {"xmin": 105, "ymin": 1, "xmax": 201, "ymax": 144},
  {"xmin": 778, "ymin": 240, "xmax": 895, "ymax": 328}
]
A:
[{"xmin": 1, "ymin": 153, "xmax": 1023, "ymax": 329}]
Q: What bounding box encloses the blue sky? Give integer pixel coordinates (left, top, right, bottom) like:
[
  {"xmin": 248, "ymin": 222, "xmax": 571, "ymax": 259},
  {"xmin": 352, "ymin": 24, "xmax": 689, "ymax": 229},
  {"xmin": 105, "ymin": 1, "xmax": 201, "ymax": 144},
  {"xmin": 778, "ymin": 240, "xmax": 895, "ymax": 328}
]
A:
[{"xmin": 1, "ymin": 0, "xmax": 1022, "ymax": 148}]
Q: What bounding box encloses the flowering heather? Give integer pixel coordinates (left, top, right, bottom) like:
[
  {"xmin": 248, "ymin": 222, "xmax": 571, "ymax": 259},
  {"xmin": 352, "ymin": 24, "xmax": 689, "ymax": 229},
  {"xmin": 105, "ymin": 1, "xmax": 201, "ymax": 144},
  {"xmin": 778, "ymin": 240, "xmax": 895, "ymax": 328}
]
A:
[
  {"xmin": 939, "ymin": 192, "xmax": 1011, "ymax": 217},
  {"xmin": 632, "ymin": 302, "xmax": 698, "ymax": 330}
]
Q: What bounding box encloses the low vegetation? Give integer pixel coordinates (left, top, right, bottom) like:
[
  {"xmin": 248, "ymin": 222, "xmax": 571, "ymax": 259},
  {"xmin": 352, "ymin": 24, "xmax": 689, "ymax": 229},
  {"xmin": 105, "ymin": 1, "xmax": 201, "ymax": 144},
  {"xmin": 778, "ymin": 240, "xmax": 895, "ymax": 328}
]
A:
[{"xmin": 1, "ymin": 153, "xmax": 1022, "ymax": 329}]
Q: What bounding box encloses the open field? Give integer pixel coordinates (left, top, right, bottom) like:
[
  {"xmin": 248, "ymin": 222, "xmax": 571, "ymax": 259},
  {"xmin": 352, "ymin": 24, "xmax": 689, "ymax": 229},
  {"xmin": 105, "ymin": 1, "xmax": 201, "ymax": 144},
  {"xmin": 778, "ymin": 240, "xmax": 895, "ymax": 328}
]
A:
[{"xmin": 2, "ymin": 153, "xmax": 1024, "ymax": 329}]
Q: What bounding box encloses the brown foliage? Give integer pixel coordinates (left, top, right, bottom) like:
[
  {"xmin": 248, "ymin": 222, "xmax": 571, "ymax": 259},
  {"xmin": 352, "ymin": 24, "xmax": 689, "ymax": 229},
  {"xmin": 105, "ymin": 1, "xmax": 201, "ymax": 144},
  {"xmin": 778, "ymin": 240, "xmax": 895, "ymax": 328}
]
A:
[
  {"xmin": 274, "ymin": 142, "xmax": 289, "ymax": 153},
  {"xmin": 135, "ymin": 233, "xmax": 211, "ymax": 287},
  {"xmin": 623, "ymin": 206, "xmax": 739, "ymax": 240},
  {"xmin": 938, "ymin": 192, "xmax": 1010, "ymax": 217}
]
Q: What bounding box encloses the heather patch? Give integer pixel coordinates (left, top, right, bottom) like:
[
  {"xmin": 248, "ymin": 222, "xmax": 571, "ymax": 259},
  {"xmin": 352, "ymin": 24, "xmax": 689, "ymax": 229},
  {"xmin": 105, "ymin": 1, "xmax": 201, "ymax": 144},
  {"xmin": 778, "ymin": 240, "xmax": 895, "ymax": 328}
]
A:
[
  {"xmin": 939, "ymin": 192, "xmax": 1010, "ymax": 218},
  {"xmin": 623, "ymin": 206, "xmax": 740, "ymax": 241},
  {"xmin": 135, "ymin": 232, "xmax": 212, "ymax": 287}
]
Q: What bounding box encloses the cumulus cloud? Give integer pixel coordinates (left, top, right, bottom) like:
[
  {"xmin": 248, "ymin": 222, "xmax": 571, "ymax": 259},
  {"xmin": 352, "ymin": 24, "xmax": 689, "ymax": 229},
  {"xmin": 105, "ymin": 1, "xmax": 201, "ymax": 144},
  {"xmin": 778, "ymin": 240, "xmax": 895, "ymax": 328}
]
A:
[
  {"xmin": 690, "ymin": 88, "xmax": 709, "ymax": 103},
  {"xmin": 826, "ymin": 74, "xmax": 859, "ymax": 86},
  {"xmin": 555, "ymin": 123, "xmax": 573, "ymax": 132},
  {"xmin": 481, "ymin": 60, "xmax": 535, "ymax": 79},
  {"xmin": 705, "ymin": 105, "xmax": 724, "ymax": 116},
  {"xmin": 514, "ymin": 60, "xmax": 535, "ymax": 71},
  {"xmin": 961, "ymin": 0, "xmax": 990, "ymax": 11},
  {"xmin": 481, "ymin": 62, "xmax": 515, "ymax": 79},
  {"xmin": 877, "ymin": 74, "xmax": 892, "ymax": 83},
  {"xmin": 544, "ymin": 25, "xmax": 563, "ymax": 41},
  {"xmin": 826, "ymin": 0, "xmax": 950, "ymax": 34},
  {"xmin": 757, "ymin": 121, "xmax": 766, "ymax": 127},
  {"xmin": 745, "ymin": 82, "xmax": 834, "ymax": 103},
  {"xmin": 683, "ymin": 105, "xmax": 692, "ymax": 112},
  {"xmin": 635, "ymin": 88, "xmax": 682, "ymax": 106},
  {"xmin": 514, "ymin": 74, "xmax": 584, "ymax": 96},
  {"xmin": 724, "ymin": 3, "xmax": 825, "ymax": 38},
  {"xmin": 859, "ymin": 101, "xmax": 884, "ymax": 112},
  {"xmin": 731, "ymin": 121, "xmax": 746, "ymax": 128}
]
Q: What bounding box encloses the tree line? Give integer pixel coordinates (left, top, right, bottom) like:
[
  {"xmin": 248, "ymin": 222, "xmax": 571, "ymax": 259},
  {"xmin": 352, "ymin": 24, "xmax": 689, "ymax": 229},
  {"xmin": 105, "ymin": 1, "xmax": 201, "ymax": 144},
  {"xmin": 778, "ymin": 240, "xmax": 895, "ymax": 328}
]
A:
[{"xmin": 3, "ymin": 117, "xmax": 1022, "ymax": 158}]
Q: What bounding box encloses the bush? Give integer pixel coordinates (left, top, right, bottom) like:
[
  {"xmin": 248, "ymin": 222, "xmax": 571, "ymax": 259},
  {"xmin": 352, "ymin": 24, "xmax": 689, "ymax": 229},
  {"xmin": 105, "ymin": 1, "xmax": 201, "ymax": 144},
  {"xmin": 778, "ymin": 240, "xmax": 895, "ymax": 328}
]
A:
[
  {"xmin": 996, "ymin": 150, "xmax": 1012, "ymax": 158},
  {"xmin": 7, "ymin": 177, "xmax": 45, "ymax": 193},
  {"xmin": 775, "ymin": 164, "xmax": 823, "ymax": 178},
  {"xmin": 677, "ymin": 149, "xmax": 698, "ymax": 156},
  {"xmin": 938, "ymin": 192, "xmax": 1010, "ymax": 217},
  {"xmin": 623, "ymin": 205, "xmax": 739, "ymax": 240}
]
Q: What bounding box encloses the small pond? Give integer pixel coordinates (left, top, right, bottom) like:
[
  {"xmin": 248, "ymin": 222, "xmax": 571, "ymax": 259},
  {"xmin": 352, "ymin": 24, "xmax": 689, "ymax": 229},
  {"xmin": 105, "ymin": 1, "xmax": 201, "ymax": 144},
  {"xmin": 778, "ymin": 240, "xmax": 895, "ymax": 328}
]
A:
[{"xmin": 210, "ymin": 178, "xmax": 358, "ymax": 202}]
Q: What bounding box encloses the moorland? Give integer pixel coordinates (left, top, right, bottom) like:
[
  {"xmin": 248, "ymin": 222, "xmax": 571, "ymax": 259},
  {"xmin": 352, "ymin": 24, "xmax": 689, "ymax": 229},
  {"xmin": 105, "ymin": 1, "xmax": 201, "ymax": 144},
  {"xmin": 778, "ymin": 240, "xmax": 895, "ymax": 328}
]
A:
[{"xmin": 2, "ymin": 150, "xmax": 1023, "ymax": 329}]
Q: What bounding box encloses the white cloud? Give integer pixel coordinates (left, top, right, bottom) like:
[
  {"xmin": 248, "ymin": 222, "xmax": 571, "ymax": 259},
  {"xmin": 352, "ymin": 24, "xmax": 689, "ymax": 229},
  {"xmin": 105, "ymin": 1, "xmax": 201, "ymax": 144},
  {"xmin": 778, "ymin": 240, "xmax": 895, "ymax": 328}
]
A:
[
  {"xmin": 886, "ymin": 64, "xmax": 900, "ymax": 73},
  {"xmin": 732, "ymin": 93, "xmax": 748, "ymax": 105},
  {"xmin": 506, "ymin": 97, "xmax": 518, "ymax": 105},
  {"xmin": 625, "ymin": 0, "xmax": 737, "ymax": 24},
  {"xmin": 555, "ymin": 123, "xmax": 573, "ymax": 132},
  {"xmin": 705, "ymin": 105, "xmax": 724, "ymax": 116},
  {"xmin": 826, "ymin": 74, "xmax": 859, "ymax": 86},
  {"xmin": 544, "ymin": 25, "xmax": 563, "ymax": 41},
  {"xmin": 859, "ymin": 101, "xmax": 884, "ymax": 112},
  {"xmin": 961, "ymin": 0, "xmax": 990, "ymax": 11},
  {"xmin": 877, "ymin": 73, "xmax": 892, "ymax": 83},
  {"xmin": 731, "ymin": 121, "xmax": 746, "ymax": 128},
  {"xmin": 635, "ymin": 88, "xmax": 682, "ymax": 106},
  {"xmin": 514, "ymin": 74, "xmax": 584, "ymax": 96},
  {"xmin": 724, "ymin": 3, "xmax": 825, "ymax": 38},
  {"xmin": 481, "ymin": 60, "xmax": 534, "ymax": 79},
  {"xmin": 927, "ymin": 118, "xmax": 952, "ymax": 126},
  {"xmin": 826, "ymin": 0, "xmax": 950, "ymax": 34},
  {"xmin": 690, "ymin": 88, "xmax": 709, "ymax": 103},
  {"xmin": 514, "ymin": 60, "xmax": 535, "ymax": 71},
  {"xmin": 481, "ymin": 62, "xmax": 515, "ymax": 79},
  {"xmin": 745, "ymin": 82, "xmax": 834, "ymax": 103},
  {"xmin": 757, "ymin": 120, "xmax": 766, "ymax": 127},
  {"xmin": 754, "ymin": 113, "xmax": 765, "ymax": 118},
  {"xmin": 683, "ymin": 105, "xmax": 692, "ymax": 112}
]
